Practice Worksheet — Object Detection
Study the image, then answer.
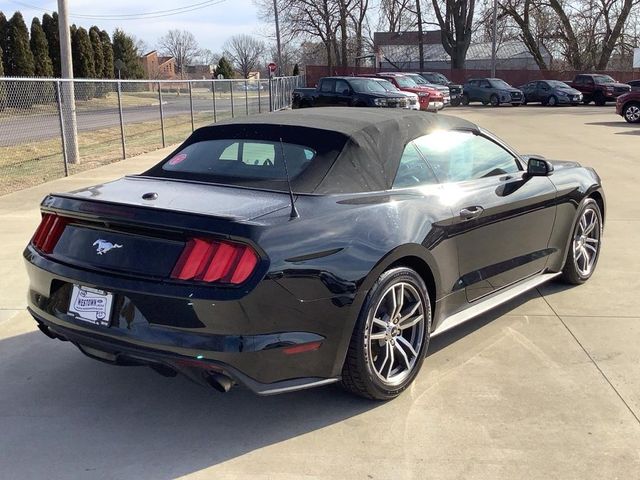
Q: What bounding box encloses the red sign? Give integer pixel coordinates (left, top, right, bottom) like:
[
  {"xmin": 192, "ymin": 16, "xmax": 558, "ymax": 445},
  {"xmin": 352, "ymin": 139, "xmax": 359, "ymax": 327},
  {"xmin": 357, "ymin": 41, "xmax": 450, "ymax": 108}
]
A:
[{"xmin": 268, "ymin": 62, "xmax": 277, "ymax": 73}]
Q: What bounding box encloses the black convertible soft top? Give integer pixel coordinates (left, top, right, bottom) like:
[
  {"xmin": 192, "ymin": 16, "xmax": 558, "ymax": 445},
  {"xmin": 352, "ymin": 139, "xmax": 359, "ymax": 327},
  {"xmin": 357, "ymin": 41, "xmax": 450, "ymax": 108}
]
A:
[{"xmin": 148, "ymin": 107, "xmax": 479, "ymax": 194}]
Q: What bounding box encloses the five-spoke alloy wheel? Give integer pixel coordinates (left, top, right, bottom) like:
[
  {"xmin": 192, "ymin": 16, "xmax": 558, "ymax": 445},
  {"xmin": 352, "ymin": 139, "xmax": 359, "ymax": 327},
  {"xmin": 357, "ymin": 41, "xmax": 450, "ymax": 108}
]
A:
[
  {"xmin": 562, "ymin": 199, "xmax": 603, "ymax": 284},
  {"xmin": 342, "ymin": 267, "xmax": 431, "ymax": 400}
]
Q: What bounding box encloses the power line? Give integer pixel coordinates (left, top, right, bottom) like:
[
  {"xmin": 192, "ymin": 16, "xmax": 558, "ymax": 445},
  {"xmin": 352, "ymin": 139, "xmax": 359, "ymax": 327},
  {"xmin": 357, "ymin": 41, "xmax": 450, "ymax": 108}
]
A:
[{"xmin": 9, "ymin": 0, "xmax": 227, "ymax": 20}]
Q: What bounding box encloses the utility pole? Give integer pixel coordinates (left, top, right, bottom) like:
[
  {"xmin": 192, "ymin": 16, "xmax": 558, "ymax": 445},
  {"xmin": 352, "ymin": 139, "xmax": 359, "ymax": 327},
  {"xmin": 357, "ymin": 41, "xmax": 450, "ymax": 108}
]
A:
[
  {"xmin": 57, "ymin": 0, "xmax": 79, "ymax": 164},
  {"xmin": 273, "ymin": 0, "xmax": 282, "ymax": 76},
  {"xmin": 490, "ymin": 0, "xmax": 498, "ymax": 77}
]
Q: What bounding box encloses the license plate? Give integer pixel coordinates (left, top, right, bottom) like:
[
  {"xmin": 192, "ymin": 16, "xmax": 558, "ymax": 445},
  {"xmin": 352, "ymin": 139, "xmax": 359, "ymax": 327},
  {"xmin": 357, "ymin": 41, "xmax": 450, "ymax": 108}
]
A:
[{"xmin": 68, "ymin": 285, "xmax": 114, "ymax": 326}]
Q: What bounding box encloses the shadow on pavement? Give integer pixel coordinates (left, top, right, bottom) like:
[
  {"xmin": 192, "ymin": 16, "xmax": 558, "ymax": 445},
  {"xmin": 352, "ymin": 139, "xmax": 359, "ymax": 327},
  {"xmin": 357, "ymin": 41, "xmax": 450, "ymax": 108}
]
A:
[{"xmin": 0, "ymin": 328, "xmax": 379, "ymax": 479}]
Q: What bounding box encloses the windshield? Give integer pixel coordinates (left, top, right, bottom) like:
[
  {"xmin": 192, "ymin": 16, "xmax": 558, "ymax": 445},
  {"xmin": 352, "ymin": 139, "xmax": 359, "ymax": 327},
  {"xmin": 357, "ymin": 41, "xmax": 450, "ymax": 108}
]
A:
[
  {"xmin": 594, "ymin": 75, "xmax": 615, "ymax": 84},
  {"xmin": 394, "ymin": 76, "xmax": 418, "ymax": 88},
  {"xmin": 423, "ymin": 73, "xmax": 448, "ymax": 84},
  {"xmin": 407, "ymin": 74, "xmax": 427, "ymax": 85},
  {"xmin": 489, "ymin": 79, "xmax": 513, "ymax": 89},
  {"xmin": 547, "ymin": 80, "xmax": 571, "ymax": 88},
  {"xmin": 144, "ymin": 125, "xmax": 348, "ymax": 193},
  {"xmin": 350, "ymin": 78, "xmax": 388, "ymax": 93},
  {"xmin": 375, "ymin": 79, "xmax": 400, "ymax": 92}
]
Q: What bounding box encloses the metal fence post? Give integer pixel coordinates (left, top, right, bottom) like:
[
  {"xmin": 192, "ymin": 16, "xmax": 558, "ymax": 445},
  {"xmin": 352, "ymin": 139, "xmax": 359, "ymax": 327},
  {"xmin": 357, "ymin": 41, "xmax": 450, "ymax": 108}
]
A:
[
  {"xmin": 245, "ymin": 80, "xmax": 249, "ymax": 115},
  {"xmin": 269, "ymin": 76, "xmax": 273, "ymax": 112},
  {"xmin": 258, "ymin": 80, "xmax": 262, "ymax": 113},
  {"xmin": 117, "ymin": 80, "xmax": 127, "ymax": 159},
  {"xmin": 188, "ymin": 81, "xmax": 195, "ymax": 132},
  {"xmin": 212, "ymin": 80, "xmax": 217, "ymax": 123},
  {"xmin": 230, "ymin": 81, "xmax": 235, "ymax": 118},
  {"xmin": 55, "ymin": 80, "xmax": 69, "ymax": 176},
  {"xmin": 158, "ymin": 81, "xmax": 165, "ymax": 148}
]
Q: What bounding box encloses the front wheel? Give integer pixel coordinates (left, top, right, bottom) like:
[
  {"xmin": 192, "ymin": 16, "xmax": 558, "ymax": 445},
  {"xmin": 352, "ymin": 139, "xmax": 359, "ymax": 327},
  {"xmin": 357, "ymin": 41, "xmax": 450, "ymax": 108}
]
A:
[
  {"xmin": 548, "ymin": 95, "xmax": 558, "ymax": 106},
  {"xmin": 623, "ymin": 102, "xmax": 640, "ymax": 123},
  {"xmin": 490, "ymin": 94, "xmax": 500, "ymax": 107},
  {"xmin": 341, "ymin": 267, "xmax": 431, "ymax": 400},
  {"xmin": 561, "ymin": 199, "xmax": 603, "ymax": 285}
]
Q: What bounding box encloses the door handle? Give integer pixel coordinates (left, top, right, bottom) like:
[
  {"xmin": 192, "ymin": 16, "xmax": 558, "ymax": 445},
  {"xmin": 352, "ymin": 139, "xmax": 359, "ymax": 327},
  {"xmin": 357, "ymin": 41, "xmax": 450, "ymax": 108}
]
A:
[{"xmin": 460, "ymin": 206, "xmax": 484, "ymax": 220}]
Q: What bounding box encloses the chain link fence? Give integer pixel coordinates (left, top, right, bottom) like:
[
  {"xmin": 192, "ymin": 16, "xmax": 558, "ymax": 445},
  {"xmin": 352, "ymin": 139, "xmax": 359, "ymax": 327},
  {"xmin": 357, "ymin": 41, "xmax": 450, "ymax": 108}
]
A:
[{"xmin": 0, "ymin": 75, "xmax": 304, "ymax": 196}]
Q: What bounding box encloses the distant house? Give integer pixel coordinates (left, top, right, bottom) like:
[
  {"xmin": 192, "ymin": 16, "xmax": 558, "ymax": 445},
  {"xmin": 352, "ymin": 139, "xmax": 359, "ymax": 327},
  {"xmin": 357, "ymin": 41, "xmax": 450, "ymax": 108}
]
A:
[
  {"xmin": 140, "ymin": 50, "xmax": 177, "ymax": 79},
  {"xmin": 184, "ymin": 64, "xmax": 214, "ymax": 79},
  {"xmin": 374, "ymin": 31, "xmax": 551, "ymax": 71}
]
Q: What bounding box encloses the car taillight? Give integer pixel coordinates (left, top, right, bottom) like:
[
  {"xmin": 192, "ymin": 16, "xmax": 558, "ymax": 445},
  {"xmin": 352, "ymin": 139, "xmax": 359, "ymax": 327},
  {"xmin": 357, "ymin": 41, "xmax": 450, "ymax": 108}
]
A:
[
  {"xmin": 171, "ymin": 238, "xmax": 259, "ymax": 285},
  {"xmin": 31, "ymin": 213, "xmax": 70, "ymax": 254}
]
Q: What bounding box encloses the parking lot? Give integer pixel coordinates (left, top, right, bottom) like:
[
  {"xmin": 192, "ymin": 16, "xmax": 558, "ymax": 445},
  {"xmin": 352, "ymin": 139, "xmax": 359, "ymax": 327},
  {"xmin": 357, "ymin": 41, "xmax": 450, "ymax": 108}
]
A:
[{"xmin": 0, "ymin": 104, "xmax": 638, "ymax": 479}]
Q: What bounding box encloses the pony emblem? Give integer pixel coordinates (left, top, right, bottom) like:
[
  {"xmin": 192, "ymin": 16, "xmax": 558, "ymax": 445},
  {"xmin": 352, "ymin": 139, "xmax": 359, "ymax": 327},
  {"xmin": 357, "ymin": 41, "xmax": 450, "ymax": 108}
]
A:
[{"xmin": 93, "ymin": 239, "xmax": 123, "ymax": 255}]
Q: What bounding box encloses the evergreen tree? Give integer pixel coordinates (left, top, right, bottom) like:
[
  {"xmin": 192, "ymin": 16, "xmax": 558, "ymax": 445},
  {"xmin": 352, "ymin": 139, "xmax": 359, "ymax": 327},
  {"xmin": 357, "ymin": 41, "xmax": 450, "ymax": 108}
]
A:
[
  {"xmin": 71, "ymin": 26, "xmax": 95, "ymax": 79},
  {"xmin": 0, "ymin": 12, "xmax": 8, "ymax": 75},
  {"xmin": 292, "ymin": 63, "xmax": 299, "ymax": 76},
  {"xmin": 88, "ymin": 27, "xmax": 103, "ymax": 78},
  {"xmin": 216, "ymin": 56, "xmax": 234, "ymax": 79},
  {"xmin": 72, "ymin": 26, "xmax": 95, "ymax": 99},
  {"xmin": 0, "ymin": 44, "xmax": 6, "ymax": 109},
  {"xmin": 42, "ymin": 13, "xmax": 60, "ymax": 77},
  {"xmin": 30, "ymin": 17, "xmax": 53, "ymax": 77},
  {"xmin": 112, "ymin": 28, "xmax": 143, "ymax": 79},
  {"xmin": 5, "ymin": 12, "xmax": 35, "ymax": 77},
  {"xmin": 99, "ymin": 30, "xmax": 114, "ymax": 79}
]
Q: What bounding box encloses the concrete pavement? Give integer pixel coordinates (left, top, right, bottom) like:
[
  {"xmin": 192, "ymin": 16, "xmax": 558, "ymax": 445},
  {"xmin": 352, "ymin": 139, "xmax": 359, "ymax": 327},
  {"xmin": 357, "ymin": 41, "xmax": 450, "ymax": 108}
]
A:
[{"xmin": 0, "ymin": 105, "xmax": 638, "ymax": 479}]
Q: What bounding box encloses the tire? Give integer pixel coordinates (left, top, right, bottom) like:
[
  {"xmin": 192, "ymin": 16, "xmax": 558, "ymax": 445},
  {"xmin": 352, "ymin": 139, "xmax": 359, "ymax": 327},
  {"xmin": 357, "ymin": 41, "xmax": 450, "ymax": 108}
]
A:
[
  {"xmin": 461, "ymin": 94, "xmax": 470, "ymax": 106},
  {"xmin": 490, "ymin": 94, "xmax": 499, "ymax": 107},
  {"xmin": 560, "ymin": 199, "xmax": 603, "ymax": 285},
  {"xmin": 451, "ymin": 98, "xmax": 460, "ymax": 107},
  {"xmin": 583, "ymin": 97, "xmax": 591, "ymax": 105},
  {"xmin": 548, "ymin": 95, "xmax": 558, "ymax": 106},
  {"xmin": 341, "ymin": 267, "xmax": 432, "ymax": 400},
  {"xmin": 623, "ymin": 102, "xmax": 640, "ymax": 123},
  {"xmin": 594, "ymin": 92, "xmax": 606, "ymax": 106}
]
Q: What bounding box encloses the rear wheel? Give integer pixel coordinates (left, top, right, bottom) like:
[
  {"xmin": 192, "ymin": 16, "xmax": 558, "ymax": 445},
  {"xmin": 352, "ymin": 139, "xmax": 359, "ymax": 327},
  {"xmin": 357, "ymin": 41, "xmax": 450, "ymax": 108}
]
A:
[
  {"xmin": 341, "ymin": 267, "xmax": 431, "ymax": 400},
  {"xmin": 561, "ymin": 199, "xmax": 603, "ymax": 285},
  {"xmin": 461, "ymin": 94, "xmax": 470, "ymax": 106},
  {"xmin": 594, "ymin": 92, "xmax": 606, "ymax": 106},
  {"xmin": 490, "ymin": 94, "xmax": 499, "ymax": 107},
  {"xmin": 623, "ymin": 102, "xmax": 640, "ymax": 123}
]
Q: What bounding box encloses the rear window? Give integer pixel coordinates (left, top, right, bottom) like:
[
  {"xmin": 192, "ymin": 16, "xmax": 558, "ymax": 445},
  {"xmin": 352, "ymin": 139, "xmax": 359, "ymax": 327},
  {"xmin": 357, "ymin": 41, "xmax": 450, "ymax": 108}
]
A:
[{"xmin": 144, "ymin": 124, "xmax": 348, "ymax": 193}]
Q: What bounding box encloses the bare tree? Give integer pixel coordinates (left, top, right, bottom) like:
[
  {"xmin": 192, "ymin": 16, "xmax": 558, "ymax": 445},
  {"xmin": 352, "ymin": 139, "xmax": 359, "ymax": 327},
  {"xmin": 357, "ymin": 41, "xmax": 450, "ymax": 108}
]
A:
[
  {"xmin": 431, "ymin": 0, "xmax": 477, "ymax": 68},
  {"xmin": 223, "ymin": 34, "xmax": 266, "ymax": 78},
  {"xmin": 378, "ymin": 0, "xmax": 413, "ymax": 32},
  {"xmin": 158, "ymin": 30, "xmax": 201, "ymax": 78},
  {"xmin": 499, "ymin": 0, "xmax": 552, "ymax": 69}
]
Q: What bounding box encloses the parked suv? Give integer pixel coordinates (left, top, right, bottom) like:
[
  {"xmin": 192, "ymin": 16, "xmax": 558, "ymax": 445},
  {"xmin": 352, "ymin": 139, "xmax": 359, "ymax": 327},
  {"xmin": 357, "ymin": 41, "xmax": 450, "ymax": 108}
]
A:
[
  {"xmin": 418, "ymin": 72, "xmax": 464, "ymax": 106},
  {"xmin": 376, "ymin": 73, "xmax": 444, "ymax": 111},
  {"xmin": 292, "ymin": 77, "xmax": 408, "ymax": 109},
  {"xmin": 403, "ymin": 73, "xmax": 451, "ymax": 106},
  {"xmin": 519, "ymin": 80, "xmax": 583, "ymax": 106},
  {"xmin": 462, "ymin": 78, "xmax": 524, "ymax": 106},
  {"xmin": 616, "ymin": 91, "xmax": 640, "ymax": 123},
  {"xmin": 568, "ymin": 74, "xmax": 631, "ymax": 105}
]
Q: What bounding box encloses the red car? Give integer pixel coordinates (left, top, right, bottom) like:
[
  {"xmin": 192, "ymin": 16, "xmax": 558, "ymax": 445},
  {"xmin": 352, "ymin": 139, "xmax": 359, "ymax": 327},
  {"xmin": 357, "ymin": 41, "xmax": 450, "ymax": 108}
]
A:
[
  {"xmin": 616, "ymin": 91, "xmax": 640, "ymax": 123},
  {"xmin": 376, "ymin": 73, "xmax": 444, "ymax": 112}
]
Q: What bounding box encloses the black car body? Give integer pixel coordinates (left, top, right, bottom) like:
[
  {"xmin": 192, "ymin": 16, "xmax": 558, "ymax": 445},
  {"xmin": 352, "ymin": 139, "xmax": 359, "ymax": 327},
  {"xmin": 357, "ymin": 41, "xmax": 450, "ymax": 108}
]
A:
[
  {"xmin": 24, "ymin": 108, "xmax": 605, "ymax": 399},
  {"xmin": 462, "ymin": 78, "xmax": 524, "ymax": 106},
  {"xmin": 520, "ymin": 80, "xmax": 583, "ymax": 106},
  {"xmin": 418, "ymin": 72, "xmax": 464, "ymax": 106},
  {"xmin": 292, "ymin": 76, "xmax": 407, "ymax": 109}
]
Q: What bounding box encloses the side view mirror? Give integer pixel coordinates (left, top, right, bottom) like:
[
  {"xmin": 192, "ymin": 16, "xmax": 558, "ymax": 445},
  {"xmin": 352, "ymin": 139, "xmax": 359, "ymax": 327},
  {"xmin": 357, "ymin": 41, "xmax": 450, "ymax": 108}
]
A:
[
  {"xmin": 342, "ymin": 88, "xmax": 351, "ymax": 95},
  {"xmin": 527, "ymin": 156, "xmax": 554, "ymax": 176}
]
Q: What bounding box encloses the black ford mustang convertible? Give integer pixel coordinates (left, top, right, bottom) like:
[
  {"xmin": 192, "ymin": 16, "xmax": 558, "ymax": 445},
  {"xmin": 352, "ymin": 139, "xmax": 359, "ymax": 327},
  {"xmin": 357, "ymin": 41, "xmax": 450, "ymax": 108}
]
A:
[{"xmin": 25, "ymin": 108, "xmax": 604, "ymax": 400}]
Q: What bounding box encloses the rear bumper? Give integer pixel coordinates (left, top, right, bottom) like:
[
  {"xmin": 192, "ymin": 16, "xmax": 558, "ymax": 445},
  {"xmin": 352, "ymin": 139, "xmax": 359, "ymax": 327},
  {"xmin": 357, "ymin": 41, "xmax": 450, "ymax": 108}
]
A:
[{"xmin": 24, "ymin": 253, "xmax": 356, "ymax": 394}]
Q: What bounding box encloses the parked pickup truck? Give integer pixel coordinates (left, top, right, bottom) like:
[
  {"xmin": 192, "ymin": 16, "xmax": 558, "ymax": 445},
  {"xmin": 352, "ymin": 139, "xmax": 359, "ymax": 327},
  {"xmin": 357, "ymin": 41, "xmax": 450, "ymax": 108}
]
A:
[
  {"xmin": 568, "ymin": 74, "xmax": 631, "ymax": 105},
  {"xmin": 292, "ymin": 76, "xmax": 408, "ymax": 109}
]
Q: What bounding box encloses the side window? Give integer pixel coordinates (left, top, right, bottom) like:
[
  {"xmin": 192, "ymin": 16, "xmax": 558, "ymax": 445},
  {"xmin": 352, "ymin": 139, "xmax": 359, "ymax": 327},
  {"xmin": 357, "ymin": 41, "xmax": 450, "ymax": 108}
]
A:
[
  {"xmin": 320, "ymin": 79, "xmax": 334, "ymax": 93},
  {"xmin": 392, "ymin": 142, "xmax": 438, "ymax": 189},
  {"xmin": 481, "ymin": 80, "xmax": 491, "ymax": 88},
  {"xmin": 335, "ymin": 79, "xmax": 350, "ymax": 94},
  {"xmin": 413, "ymin": 131, "xmax": 521, "ymax": 183}
]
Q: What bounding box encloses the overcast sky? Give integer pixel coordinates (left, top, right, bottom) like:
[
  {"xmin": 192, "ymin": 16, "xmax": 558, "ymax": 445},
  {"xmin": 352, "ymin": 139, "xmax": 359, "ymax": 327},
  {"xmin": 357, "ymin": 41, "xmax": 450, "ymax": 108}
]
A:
[{"xmin": 0, "ymin": 0, "xmax": 264, "ymax": 54}]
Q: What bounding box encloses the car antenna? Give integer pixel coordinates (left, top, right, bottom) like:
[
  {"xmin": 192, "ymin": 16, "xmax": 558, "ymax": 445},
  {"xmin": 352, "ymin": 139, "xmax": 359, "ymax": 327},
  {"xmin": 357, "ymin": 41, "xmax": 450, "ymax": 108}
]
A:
[{"xmin": 279, "ymin": 136, "xmax": 299, "ymax": 219}]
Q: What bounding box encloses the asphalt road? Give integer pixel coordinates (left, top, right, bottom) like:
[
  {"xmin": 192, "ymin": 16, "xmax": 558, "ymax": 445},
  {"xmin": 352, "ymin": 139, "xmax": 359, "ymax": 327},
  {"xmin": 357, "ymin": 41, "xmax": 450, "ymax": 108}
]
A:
[
  {"xmin": 0, "ymin": 105, "xmax": 639, "ymax": 479},
  {"xmin": 0, "ymin": 96, "xmax": 265, "ymax": 147}
]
